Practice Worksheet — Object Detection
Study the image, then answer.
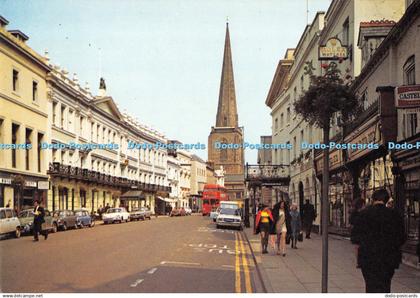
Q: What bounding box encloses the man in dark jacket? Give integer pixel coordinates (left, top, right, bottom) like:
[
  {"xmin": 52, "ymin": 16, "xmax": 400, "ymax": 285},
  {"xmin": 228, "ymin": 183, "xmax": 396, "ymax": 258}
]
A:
[
  {"xmin": 302, "ymin": 199, "xmax": 316, "ymax": 239},
  {"xmin": 351, "ymin": 189, "xmax": 406, "ymax": 293},
  {"xmin": 33, "ymin": 200, "xmax": 48, "ymax": 241}
]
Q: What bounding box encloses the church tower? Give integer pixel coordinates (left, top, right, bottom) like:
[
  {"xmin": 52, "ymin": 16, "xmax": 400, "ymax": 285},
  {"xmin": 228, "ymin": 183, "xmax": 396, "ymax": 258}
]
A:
[{"xmin": 208, "ymin": 23, "xmax": 245, "ymax": 201}]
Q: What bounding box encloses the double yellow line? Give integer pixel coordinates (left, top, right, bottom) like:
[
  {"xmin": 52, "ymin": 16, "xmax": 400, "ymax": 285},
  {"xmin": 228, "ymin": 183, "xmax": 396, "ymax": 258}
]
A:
[{"xmin": 235, "ymin": 232, "xmax": 252, "ymax": 293}]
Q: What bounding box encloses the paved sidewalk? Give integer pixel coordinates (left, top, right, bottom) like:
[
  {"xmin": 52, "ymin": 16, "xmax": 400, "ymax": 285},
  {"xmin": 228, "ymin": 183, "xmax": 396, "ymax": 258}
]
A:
[{"xmin": 243, "ymin": 227, "xmax": 420, "ymax": 293}]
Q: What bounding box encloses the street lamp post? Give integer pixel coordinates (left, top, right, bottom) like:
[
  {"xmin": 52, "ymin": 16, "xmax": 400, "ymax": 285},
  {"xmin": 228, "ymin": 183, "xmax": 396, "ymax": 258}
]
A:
[{"xmin": 253, "ymin": 186, "xmax": 257, "ymax": 230}]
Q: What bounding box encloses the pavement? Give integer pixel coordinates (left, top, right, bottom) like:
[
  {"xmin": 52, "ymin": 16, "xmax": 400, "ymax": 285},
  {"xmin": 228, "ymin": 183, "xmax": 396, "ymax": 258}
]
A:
[
  {"xmin": 243, "ymin": 226, "xmax": 420, "ymax": 293},
  {"xmin": 0, "ymin": 215, "xmax": 259, "ymax": 293}
]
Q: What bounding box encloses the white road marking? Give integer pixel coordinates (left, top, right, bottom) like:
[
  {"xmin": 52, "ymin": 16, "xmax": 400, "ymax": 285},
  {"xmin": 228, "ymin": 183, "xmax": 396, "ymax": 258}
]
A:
[
  {"xmin": 130, "ymin": 279, "xmax": 144, "ymax": 287},
  {"xmin": 160, "ymin": 261, "xmax": 201, "ymax": 266},
  {"xmin": 222, "ymin": 265, "xmax": 235, "ymax": 268},
  {"xmin": 197, "ymin": 227, "xmax": 234, "ymax": 234},
  {"xmin": 189, "ymin": 242, "xmax": 237, "ymax": 254},
  {"xmin": 147, "ymin": 268, "xmax": 158, "ymax": 274}
]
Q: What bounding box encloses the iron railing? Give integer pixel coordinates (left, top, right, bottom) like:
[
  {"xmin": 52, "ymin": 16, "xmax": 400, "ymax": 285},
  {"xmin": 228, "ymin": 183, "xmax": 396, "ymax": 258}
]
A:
[{"xmin": 48, "ymin": 162, "xmax": 171, "ymax": 193}]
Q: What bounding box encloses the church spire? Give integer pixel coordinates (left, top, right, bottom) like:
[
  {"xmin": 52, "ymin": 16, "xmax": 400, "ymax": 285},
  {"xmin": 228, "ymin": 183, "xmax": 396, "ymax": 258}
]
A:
[{"xmin": 215, "ymin": 22, "xmax": 238, "ymax": 127}]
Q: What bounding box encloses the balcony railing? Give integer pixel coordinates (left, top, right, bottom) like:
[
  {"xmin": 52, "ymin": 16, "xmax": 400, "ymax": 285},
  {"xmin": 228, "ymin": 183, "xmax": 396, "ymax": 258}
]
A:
[
  {"xmin": 245, "ymin": 164, "xmax": 290, "ymax": 185},
  {"xmin": 48, "ymin": 162, "xmax": 171, "ymax": 193}
]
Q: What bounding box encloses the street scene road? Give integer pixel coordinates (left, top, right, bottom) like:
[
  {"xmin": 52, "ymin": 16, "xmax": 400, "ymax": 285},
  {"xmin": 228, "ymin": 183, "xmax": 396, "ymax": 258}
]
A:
[{"xmin": 0, "ymin": 216, "xmax": 258, "ymax": 293}]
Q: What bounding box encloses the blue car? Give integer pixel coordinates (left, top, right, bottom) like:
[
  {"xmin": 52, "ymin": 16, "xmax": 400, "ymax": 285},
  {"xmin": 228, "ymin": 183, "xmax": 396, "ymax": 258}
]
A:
[{"xmin": 74, "ymin": 209, "xmax": 95, "ymax": 228}]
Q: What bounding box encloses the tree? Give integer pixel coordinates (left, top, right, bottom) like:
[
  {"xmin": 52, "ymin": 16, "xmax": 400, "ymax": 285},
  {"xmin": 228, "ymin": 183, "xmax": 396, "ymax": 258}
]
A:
[{"xmin": 294, "ymin": 61, "xmax": 360, "ymax": 292}]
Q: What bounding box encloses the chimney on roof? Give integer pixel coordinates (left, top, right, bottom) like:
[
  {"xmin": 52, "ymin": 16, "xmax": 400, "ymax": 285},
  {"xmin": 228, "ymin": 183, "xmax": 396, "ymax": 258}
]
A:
[
  {"xmin": 73, "ymin": 73, "xmax": 79, "ymax": 85},
  {"xmin": 44, "ymin": 49, "xmax": 50, "ymax": 62},
  {"xmin": 98, "ymin": 77, "xmax": 106, "ymax": 97},
  {"xmin": 8, "ymin": 30, "xmax": 29, "ymax": 43},
  {"xmin": 85, "ymin": 82, "xmax": 90, "ymax": 92},
  {"xmin": 0, "ymin": 16, "xmax": 9, "ymax": 28}
]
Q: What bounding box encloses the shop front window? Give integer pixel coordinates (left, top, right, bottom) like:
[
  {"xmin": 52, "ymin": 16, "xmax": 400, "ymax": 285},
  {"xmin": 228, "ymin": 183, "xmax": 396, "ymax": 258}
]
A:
[
  {"xmin": 405, "ymin": 180, "xmax": 419, "ymax": 242},
  {"xmin": 329, "ymin": 174, "xmax": 344, "ymax": 228}
]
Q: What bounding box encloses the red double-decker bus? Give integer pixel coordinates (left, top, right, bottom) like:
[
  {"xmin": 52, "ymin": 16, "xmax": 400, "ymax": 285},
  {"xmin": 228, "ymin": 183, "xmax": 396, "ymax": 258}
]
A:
[{"xmin": 202, "ymin": 184, "xmax": 228, "ymax": 216}]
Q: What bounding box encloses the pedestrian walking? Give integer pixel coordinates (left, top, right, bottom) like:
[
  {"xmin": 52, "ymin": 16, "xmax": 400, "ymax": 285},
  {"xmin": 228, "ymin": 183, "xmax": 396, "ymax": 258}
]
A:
[
  {"xmin": 350, "ymin": 198, "xmax": 366, "ymax": 268},
  {"xmin": 272, "ymin": 200, "xmax": 291, "ymax": 256},
  {"xmin": 351, "ymin": 189, "xmax": 406, "ymax": 293},
  {"xmin": 302, "ymin": 199, "xmax": 316, "ymax": 239},
  {"xmin": 255, "ymin": 205, "xmax": 274, "ymax": 254},
  {"xmin": 154, "ymin": 206, "xmax": 158, "ymax": 218},
  {"xmin": 386, "ymin": 198, "xmax": 394, "ymax": 209},
  {"xmin": 268, "ymin": 207, "xmax": 277, "ymax": 251},
  {"xmin": 33, "ymin": 200, "xmax": 48, "ymax": 241},
  {"xmin": 97, "ymin": 205, "xmax": 103, "ymax": 220},
  {"xmin": 289, "ymin": 203, "xmax": 301, "ymax": 249}
]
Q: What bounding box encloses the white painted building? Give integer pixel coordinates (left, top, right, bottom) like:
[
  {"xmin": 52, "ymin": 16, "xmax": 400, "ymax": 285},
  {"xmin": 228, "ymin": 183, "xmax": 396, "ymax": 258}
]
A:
[
  {"xmin": 167, "ymin": 153, "xmax": 181, "ymax": 208},
  {"xmin": 46, "ymin": 59, "xmax": 170, "ymax": 212},
  {"xmin": 177, "ymin": 149, "xmax": 192, "ymax": 208}
]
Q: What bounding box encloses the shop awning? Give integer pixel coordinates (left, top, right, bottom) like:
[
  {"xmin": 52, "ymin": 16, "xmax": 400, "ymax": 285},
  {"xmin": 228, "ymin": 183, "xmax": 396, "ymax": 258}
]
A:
[
  {"xmin": 120, "ymin": 190, "xmax": 146, "ymax": 200},
  {"xmin": 157, "ymin": 196, "xmax": 175, "ymax": 203}
]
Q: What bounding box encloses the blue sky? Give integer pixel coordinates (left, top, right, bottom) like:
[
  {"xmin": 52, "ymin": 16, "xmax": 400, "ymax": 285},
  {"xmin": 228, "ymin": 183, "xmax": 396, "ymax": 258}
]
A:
[{"xmin": 0, "ymin": 0, "xmax": 331, "ymax": 163}]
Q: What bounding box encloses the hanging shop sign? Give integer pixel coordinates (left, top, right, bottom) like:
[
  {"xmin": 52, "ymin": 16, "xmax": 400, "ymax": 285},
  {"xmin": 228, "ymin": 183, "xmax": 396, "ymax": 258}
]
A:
[
  {"xmin": 395, "ymin": 85, "xmax": 420, "ymax": 108},
  {"xmin": 319, "ymin": 37, "xmax": 348, "ymax": 60}
]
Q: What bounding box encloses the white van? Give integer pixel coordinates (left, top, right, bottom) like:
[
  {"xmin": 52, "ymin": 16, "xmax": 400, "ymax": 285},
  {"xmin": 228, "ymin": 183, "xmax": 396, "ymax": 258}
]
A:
[
  {"xmin": 220, "ymin": 201, "xmax": 240, "ymax": 210},
  {"xmin": 0, "ymin": 207, "xmax": 21, "ymax": 238}
]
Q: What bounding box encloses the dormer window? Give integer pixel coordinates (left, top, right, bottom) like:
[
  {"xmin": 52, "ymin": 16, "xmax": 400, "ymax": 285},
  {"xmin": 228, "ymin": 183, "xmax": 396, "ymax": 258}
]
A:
[
  {"xmin": 342, "ymin": 18, "xmax": 349, "ymax": 46},
  {"xmin": 403, "ymin": 55, "xmax": 416, "ymax": 85}
]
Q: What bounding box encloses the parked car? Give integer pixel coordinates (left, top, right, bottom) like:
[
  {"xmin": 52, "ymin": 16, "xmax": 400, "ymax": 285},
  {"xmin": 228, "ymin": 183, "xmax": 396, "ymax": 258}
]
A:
[
  {"xmin": 74, "ymin": 209, "xmax": 95, "ymax": 228},
  {"xmin": 52, "ymin": 210, "xmax": 78, "ymax": 231},
  {"xmin": 184, "ymin": 207, "xmax": 192, "ymax": 216},
  {"xmin": 133, "ymin": 207, "xmax": 152, "ymax": 220},
  {"xmin": 129, "ymin": 208, "xmax": 143, "ymax": 221},
  {"xmin": 170, "ymin": 207, "xmax": 186, "ymax": 217},
  {"xmin": 129, "ymin": 207, "xmax": 152, "ymax": 221},
  {"xmin": 0, "ymin": 207, "xmax": 21, "ymax": 238},
  {"xmin": 216, "ymin": 207, "xmax": 243, "ymax": 230},
  {"xmin": 18, "ymin": 209, "xmax": 57, "ymax": 234},
  {"xmin": 102, "ymin": 207, "xmax": 130, "ymax": 224}
]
